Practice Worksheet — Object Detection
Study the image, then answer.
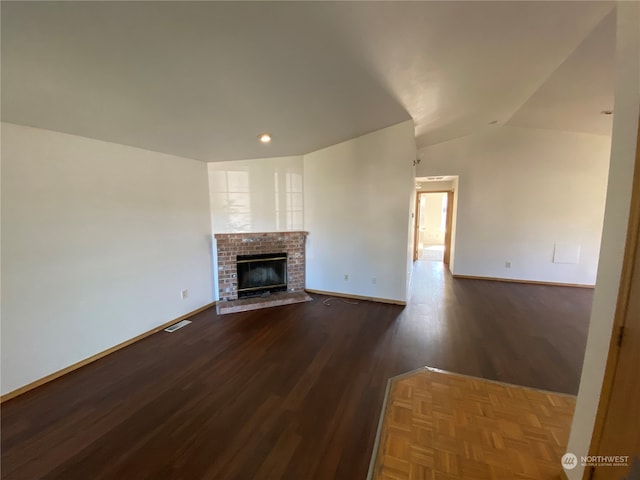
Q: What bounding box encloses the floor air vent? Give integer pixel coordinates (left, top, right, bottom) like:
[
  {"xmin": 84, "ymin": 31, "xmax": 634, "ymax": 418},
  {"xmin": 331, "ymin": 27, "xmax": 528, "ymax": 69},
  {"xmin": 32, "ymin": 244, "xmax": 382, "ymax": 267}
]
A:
[{"xmin": 164, "ymin": 320, "xmax": 192, "ymax": 333}]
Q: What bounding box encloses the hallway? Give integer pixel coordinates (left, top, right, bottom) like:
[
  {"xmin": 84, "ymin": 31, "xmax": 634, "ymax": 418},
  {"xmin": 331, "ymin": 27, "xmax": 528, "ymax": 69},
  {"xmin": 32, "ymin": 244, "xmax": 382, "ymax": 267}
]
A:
[{"xmin": 420, "ymin": 245, "xmax": 444, "ymax": 262}]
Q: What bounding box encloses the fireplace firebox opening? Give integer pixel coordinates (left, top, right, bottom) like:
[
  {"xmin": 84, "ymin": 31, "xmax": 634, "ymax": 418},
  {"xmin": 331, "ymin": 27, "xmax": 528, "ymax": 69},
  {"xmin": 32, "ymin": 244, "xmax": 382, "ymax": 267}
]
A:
[{"xmin": 236, "ymin": 252, "xmax": 288, "ymax": 298}]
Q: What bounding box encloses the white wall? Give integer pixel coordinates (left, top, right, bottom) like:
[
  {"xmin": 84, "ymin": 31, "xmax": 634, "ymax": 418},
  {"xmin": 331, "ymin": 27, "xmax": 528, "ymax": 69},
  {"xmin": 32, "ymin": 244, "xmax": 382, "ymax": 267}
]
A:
[
  {"xmin": 406, "ymin": 176, "xmax": 417, "ymax": 300},
  {"xmin": 566, "ymin": 2, "xmax": 640, "ymax": 477},
  {"xmin": 1, "ymin": 123, "xmax": 213, "ymax": 395},
  {"xmin": 304, "ymin": 120, "xmax": 416, "ymax": 302},
  {"xmin": 417, "ymin": 126, "xmax": 611, "ymax": 285},
  {"xmin": 208, "ymin": 155, "xmax": 304, "ymax": 233}
]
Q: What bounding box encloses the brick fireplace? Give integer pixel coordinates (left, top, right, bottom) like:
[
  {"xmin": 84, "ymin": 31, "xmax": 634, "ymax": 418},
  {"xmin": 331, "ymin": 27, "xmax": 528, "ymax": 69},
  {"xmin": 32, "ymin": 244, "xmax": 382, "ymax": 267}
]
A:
[{"xmin": 214, "ymin": 231, "xmax": 309, "ymax": 312}]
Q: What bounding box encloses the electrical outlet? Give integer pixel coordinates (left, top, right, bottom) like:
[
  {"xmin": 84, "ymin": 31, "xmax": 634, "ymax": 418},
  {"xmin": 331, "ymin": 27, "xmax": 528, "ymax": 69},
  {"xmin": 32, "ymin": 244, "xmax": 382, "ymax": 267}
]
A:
[
  {"xmin": 344, "ymin": 274, "xmax": 349, "ymax": 281},
  {"xmin": 181, "ymin": 289, "xmax": 189, "ymax": 300},
  {"xmin": 372, "ymin": 277, "xmax": 377, "ymax": 284},
  {"xmin": 505, "ymin": 261, "xmax": 511, "ymax": 269}
]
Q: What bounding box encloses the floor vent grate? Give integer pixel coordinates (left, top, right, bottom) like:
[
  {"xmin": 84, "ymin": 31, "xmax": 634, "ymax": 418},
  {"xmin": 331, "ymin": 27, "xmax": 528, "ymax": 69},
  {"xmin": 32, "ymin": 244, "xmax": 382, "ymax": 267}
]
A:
[{"xmin": 164, "ymin": 320, "xmax": 192, "ymax": 333}]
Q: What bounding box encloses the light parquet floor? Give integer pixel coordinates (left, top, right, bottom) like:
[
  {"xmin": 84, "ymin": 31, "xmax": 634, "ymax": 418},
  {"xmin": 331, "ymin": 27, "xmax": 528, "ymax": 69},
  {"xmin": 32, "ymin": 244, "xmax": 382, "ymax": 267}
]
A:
[{"xmin": 369, "ymin": 368, "xmax": 576, "ymax": 480}]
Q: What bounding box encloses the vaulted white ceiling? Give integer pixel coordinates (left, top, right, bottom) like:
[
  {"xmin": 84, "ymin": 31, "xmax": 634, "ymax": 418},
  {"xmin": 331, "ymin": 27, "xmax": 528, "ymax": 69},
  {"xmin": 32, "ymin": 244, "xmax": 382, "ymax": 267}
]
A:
[
  {"xmin": 1, "ymin": 1, "xmax": 615, "ymax": 162},
  {"xmin": 507, "ymin": 9, "xmax": 615, "ymax": 137}
]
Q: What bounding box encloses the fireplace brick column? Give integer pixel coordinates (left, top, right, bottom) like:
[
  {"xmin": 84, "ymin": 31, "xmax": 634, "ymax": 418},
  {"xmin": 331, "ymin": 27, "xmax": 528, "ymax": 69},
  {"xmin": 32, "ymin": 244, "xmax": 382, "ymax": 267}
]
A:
[{"xmin": 214, "ymin": 231, "xmax": 308, "ymax": 302}]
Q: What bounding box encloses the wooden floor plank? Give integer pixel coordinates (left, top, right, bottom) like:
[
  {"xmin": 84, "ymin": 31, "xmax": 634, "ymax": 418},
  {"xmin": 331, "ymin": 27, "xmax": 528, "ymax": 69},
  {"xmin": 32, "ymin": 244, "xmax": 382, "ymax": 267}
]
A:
[{"xmin": 1, "ymin": 261, "xmax": 592, "ymax": 479}]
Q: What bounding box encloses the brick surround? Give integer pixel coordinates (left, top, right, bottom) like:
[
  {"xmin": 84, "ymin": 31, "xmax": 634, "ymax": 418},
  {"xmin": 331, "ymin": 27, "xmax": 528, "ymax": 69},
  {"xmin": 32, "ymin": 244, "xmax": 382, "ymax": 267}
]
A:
[{"xmin": 214, "ymin": 231, "xmax": 308, "ymax": 302}]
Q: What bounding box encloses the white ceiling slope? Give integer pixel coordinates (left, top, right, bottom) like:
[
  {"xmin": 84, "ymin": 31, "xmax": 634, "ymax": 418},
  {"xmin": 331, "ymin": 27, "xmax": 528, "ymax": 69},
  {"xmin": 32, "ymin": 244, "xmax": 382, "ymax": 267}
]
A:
[
  {"xmin": 1, "ymin": 1, "xmax": 614, "ymax": 162},
  {"xmin": 507, "ymin": 10, "xmax": 616, "ymax": 137}
]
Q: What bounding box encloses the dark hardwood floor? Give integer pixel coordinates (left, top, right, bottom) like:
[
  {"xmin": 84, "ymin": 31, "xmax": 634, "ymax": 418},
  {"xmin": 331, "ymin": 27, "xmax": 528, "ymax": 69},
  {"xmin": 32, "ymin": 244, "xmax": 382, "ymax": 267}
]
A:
[{"xmin": 1, "ymin": 261, "xmax": 593, "ymax": 480}]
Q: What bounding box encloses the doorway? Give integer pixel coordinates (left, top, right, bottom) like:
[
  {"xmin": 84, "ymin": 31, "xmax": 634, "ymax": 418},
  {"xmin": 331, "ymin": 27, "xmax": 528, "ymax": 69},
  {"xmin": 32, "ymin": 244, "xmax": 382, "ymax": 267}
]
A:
[{"xmin": 414, "ymin": 190, "xmax": 453, "ymax": 264}]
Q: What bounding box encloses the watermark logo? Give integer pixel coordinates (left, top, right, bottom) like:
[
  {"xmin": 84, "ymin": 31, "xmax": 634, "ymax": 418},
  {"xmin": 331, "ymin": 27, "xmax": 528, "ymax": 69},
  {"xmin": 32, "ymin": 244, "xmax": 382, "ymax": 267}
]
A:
[
  {"xmin": 562, "ymin": 453, "xmax": 578, "ymax": 470},
  {"xmin": 561, "ymin": 452, "xmax": 630, "ymax": 469}
]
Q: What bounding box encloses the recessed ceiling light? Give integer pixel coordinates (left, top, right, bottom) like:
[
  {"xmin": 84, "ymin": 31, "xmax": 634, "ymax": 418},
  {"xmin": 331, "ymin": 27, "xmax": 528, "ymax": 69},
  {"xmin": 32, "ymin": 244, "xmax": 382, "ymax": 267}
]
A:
[
  {"xmin": 258, "ymin": 133, "xmax": 272, "ymax": 143},
  {"xmin": 600, "ymin": 110, "xmax": 613, "ymax": 115}
]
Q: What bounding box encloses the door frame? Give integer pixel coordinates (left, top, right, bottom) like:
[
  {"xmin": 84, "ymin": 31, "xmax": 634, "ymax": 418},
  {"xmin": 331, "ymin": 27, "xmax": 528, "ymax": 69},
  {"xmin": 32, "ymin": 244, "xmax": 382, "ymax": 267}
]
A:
[
  {"xmin": 584, "ymin": 115, "xmax": 640, "ymax": 479},
  {"xmin": 413, "ymin": 190, "xmax": 454, "ymax": 264}
]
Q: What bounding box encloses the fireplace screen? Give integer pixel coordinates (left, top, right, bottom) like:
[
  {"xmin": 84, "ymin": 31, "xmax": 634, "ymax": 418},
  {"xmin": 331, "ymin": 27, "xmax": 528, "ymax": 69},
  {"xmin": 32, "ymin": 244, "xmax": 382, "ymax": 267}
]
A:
[{"xmin": 236, "ymin": 253, "xmax": 288, "ymax": 298}]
